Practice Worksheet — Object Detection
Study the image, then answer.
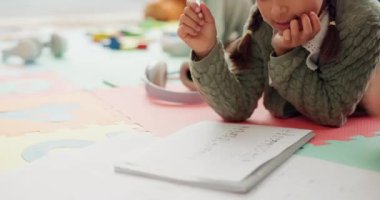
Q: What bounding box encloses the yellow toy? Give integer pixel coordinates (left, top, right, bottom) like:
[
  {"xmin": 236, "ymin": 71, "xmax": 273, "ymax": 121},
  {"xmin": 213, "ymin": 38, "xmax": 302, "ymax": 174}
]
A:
[{"xmin": 144, "ymin": 0, "xmax": 186, "ymax": 21}]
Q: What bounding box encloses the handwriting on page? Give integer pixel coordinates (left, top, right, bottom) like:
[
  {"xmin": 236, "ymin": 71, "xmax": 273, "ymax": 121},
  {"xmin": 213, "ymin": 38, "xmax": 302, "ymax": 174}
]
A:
[
  {"xmin": 192, "ymin": 127, "xmax": 295, "ymax": 162},
  {"xmin": 196, "ymin": 126, "xmax": 250, "ymax": 156},
  {"xmin": 240, "ymin": 129, "xmax": 294, "ymax": 162}
]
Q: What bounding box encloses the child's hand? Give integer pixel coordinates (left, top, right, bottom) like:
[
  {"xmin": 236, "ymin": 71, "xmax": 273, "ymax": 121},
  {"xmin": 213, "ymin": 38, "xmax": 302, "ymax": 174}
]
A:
[
  {"xmin": 177, "ymin": 0, "xmax": 217, "ymax": 59},
  {"xmin": 272, "ymin": 12, "xmax": 321, "ymax": 56}
]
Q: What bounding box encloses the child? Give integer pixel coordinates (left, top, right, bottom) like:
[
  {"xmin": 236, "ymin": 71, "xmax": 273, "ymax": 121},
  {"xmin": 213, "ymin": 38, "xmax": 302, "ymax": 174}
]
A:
[{"xmin": 178, "ymin": 0, "xmax": 380, "ymax": 127}]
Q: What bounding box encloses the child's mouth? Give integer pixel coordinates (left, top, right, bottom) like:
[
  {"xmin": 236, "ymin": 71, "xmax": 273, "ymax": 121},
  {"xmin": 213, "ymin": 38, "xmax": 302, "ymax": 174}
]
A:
[{"xmin": 273, "ymin": 21, "xmax": 291, "ymax": 31}]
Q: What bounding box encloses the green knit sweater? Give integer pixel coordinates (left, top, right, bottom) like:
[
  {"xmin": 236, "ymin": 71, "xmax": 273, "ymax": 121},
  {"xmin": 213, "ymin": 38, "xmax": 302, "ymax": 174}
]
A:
[{"xmin": 189, "ymin": 0, "xmax": 380, "ymax": 127}]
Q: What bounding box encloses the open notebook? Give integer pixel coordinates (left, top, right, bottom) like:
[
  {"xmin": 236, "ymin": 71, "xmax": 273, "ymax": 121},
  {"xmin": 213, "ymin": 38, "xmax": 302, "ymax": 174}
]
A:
[{"xmin": 114, "ymin": 121, "xmax": 314, "ymax": 193}]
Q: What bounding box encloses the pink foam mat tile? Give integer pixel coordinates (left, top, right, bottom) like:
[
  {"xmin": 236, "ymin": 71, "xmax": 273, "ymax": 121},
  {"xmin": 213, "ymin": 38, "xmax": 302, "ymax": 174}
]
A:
[{"xmin": 94, "ymin": 86, "xmax": 380, "ymax": 145}]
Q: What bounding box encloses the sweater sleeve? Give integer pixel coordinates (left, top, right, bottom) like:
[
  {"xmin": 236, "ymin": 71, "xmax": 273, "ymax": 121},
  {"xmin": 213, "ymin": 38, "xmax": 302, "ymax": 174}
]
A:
[
  {"xmin": 189, "ymin": 39, "xmax": 265, "ymax": 122},
  {"xmin": 267, "ymin": 19, "xmax": 380, "ymax": 127}
]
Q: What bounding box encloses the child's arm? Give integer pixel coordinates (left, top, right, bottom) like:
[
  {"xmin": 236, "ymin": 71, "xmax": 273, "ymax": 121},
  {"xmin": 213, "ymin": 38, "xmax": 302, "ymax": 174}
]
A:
[
  {"xmin": 179, "ymin": 2, "xmax": 266, "ymax": 122},
  {"xmin": 189, "ymin": 37, "xmax": 266, "ymax": 122},
  {"xmin": 267, "ymin": 12, "xmax": 380, "ymax": 126}
]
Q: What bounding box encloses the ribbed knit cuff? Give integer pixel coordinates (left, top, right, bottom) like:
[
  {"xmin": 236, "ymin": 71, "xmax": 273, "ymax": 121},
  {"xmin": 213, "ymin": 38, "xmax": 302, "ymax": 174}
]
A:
[
  {"xmin": 268, "ymin": 47, "xmax": 306, "ymax": 85},
  {"xmin": 189, "ymin": 40, "xmax": 225, "ymax": 77}
]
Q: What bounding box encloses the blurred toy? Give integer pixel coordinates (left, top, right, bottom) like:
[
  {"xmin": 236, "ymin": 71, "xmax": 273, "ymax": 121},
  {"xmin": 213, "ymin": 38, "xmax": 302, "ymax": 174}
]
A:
[
  {"xmin": 144, "ymin": 0, "xmax": 186, "ymax": 21},
  {"xmin": 90, "ymin": 28, "xmax": 120, "ymax": 43},
  {"xmin": 107, "ymin": 37, "xmax": 121, "ymax": 50},
  {"xmin": 2, "ymin": 33, "xmax": 67, "ymax": 64},
  {"xmin": 90, "ymin": 26, "xmax": 148, "ymax": 51},
  {"xmin": 120, "ymin": 27, "xmax": 144, "ymax": 37},
  {"xmin": 103, "ymin": 36, "xmax": 148, "ymax": 51},
  {"xmin": 92, "ymin": 32, "xmax": 115, "ymax": 43}
]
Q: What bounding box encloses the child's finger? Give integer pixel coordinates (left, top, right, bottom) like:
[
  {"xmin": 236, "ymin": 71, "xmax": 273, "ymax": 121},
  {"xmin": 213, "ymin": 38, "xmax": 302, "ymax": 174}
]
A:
[
  {"xmin": 178, "ymin": 24, "xmax": 198, "ymax": 38},
  {"xmin": 199, "ymin": 3, "xmax": 214, "ymax": 23},
  {"xmin": 301, "ymin": 13, "xmax": 313, "ymax": 39},
  {"xmin": 179, "ymin": 14, "xmax": 201, "ymax": 32},
  {"xmin": 186, "ymin": 0, "xmax": 203, "ymax": 19},
  {"xmin": 283, "ymin": 29, "xmax": 291, "ymax": 41},
  {"xmin": 290, "ymin": 19, "xmax": 300, "ymax": 42},
  {"xmin": 183, "ymin": 7, "xmax": 204, "ymax": 26},
  {"xmin": 309, "ymin": 11, "xmax": 321, "ymax": 33}
]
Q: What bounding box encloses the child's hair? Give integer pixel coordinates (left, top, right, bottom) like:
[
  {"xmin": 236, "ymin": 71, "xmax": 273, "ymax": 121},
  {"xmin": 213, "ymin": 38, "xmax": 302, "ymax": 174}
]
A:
[
  {"xmin": 229, "ymin": 9, "xmax": 262, "ymax": 68},
  {"xmin": 230, "ymin": 0, "xmax": 340, "ymax": 69},
  {"xmin": 319, "ymin": 0, "xmax": 340, "ymax": 63}
]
